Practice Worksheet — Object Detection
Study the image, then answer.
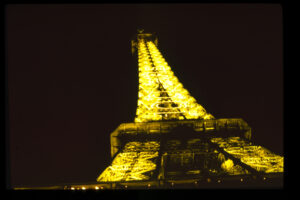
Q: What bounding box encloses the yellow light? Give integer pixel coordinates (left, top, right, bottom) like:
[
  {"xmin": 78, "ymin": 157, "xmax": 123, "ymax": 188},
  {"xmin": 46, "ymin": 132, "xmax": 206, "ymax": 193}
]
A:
[
  {"xmin": 71, "ymin": 187, "xmax": 75, "ymax": 190},
  {"xmin": 97, "ymin": 141, "xmax": 160, "ymax": 182},
  {"xmin": 134, "ymin": 39, "xmax": 214, "ymax": 122},
  {"xmin": 81, "ymin": 187, "xmax": 86, "ymax": 190},
  {"xmin": 211, "ymin": 137, "xmax": 284, "ymax": 174},
  {"xmin": 221, "ymin": 159, "xmax": 234, "ymax": 171},
  {"xmin": 95, "ymin": 186, "xmax": 99, "ymax": 190}
]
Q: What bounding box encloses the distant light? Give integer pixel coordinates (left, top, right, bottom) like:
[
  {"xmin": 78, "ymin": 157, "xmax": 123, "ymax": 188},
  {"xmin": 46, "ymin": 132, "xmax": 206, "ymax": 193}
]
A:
[
  {"xmin": 207, "ymin": 178, "xmax": 211, "ymax": 183},
  {"xmin": 82, "ymin": 186, "xmax": 86, "ymax": 190},
  {"xmin": 194, "ymin": 181, "xmax": 198, "ymax": 184},
  {"xmin": 95, "ymin": 186, "xmax": 99, "ymax": 190},
  {"xmin": 125, "ymin": 185, "xmax": 128, "ymax": 188},
  {"xmin": 148, "ymin": 184, "xmax": 151, "ymax": 187},
  {"xmin": 71, "ymin": 187, "xmax": 75, "ymax": 190},
  {"xmin": 240, "ymin": 178, "xmax": 243, "ymax": 182},
  {"xmin": 217, "ymin": 180, "xmax": 221, "ymax": 183},
  {"xmin": 263, "ymin": 177, "xmax": 267, "ymax": 181}
]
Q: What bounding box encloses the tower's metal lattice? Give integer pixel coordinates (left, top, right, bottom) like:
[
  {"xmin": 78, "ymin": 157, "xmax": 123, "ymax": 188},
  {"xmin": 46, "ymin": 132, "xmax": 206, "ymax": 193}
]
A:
[
  {"xmin": 94, "ymin": 31, "xmax": 283, "ymax": 189},
  {"xmin": 133, "ymin": 33, "xmax": 213, "ymax": 122}
]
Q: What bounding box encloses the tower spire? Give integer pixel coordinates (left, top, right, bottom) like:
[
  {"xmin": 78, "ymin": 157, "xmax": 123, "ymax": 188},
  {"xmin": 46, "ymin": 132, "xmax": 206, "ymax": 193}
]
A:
[
  {"xmin": 134, "ymin": 31, "xmax": 214, "ymax": 122},
  {"xmin": 137, "ymin": 28, "xmax": 144, "ymax": 33}
]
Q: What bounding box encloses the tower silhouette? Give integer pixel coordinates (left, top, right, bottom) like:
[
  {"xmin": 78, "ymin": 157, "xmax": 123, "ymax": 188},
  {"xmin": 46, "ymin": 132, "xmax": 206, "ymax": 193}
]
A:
[{"xmin": 94, "ymin": 31, "xmax": 284, "ymax": 189}]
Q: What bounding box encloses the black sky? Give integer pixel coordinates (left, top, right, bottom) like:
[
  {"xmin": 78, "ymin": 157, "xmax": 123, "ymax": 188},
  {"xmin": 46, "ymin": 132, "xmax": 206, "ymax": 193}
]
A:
[{"xmin": 6, "ymin": 4, "xmax": 283, "ymax": 187}]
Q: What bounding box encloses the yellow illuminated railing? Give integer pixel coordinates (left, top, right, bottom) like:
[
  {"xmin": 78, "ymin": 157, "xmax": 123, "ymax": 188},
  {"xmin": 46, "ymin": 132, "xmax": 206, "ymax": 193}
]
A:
[
  {"xmin": 211, "ymin": 137, "xmax": 284, "ymax": 173},
  {"xmin": 135, "ymin": 39, "xmax": 213, "ymax": 122}
]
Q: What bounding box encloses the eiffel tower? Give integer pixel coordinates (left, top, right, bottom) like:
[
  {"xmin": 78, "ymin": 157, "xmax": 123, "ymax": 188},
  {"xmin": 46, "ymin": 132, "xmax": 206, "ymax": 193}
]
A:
[{"xmin": 84, "ymin": 30, "xmax": 282, "ymax": 189}]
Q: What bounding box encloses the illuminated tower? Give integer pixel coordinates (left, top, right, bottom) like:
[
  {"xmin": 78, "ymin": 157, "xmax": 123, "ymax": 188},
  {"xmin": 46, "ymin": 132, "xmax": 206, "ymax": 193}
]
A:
[{"xmin": 94, "ymin": 30, "xmax": 283, "ymax": 189}]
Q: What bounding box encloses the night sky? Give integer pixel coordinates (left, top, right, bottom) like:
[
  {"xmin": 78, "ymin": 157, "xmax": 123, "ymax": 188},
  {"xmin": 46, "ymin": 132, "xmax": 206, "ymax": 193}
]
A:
[{"xmin": 6, "ymin": 4, "xmax": 283, "ymax": 187}]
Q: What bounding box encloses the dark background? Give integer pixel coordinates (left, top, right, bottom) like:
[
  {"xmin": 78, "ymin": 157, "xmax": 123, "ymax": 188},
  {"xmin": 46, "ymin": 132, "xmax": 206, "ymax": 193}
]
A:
[{"xmin": 6, "ymin": 4, "xmax": 283, "ymax": 187}]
